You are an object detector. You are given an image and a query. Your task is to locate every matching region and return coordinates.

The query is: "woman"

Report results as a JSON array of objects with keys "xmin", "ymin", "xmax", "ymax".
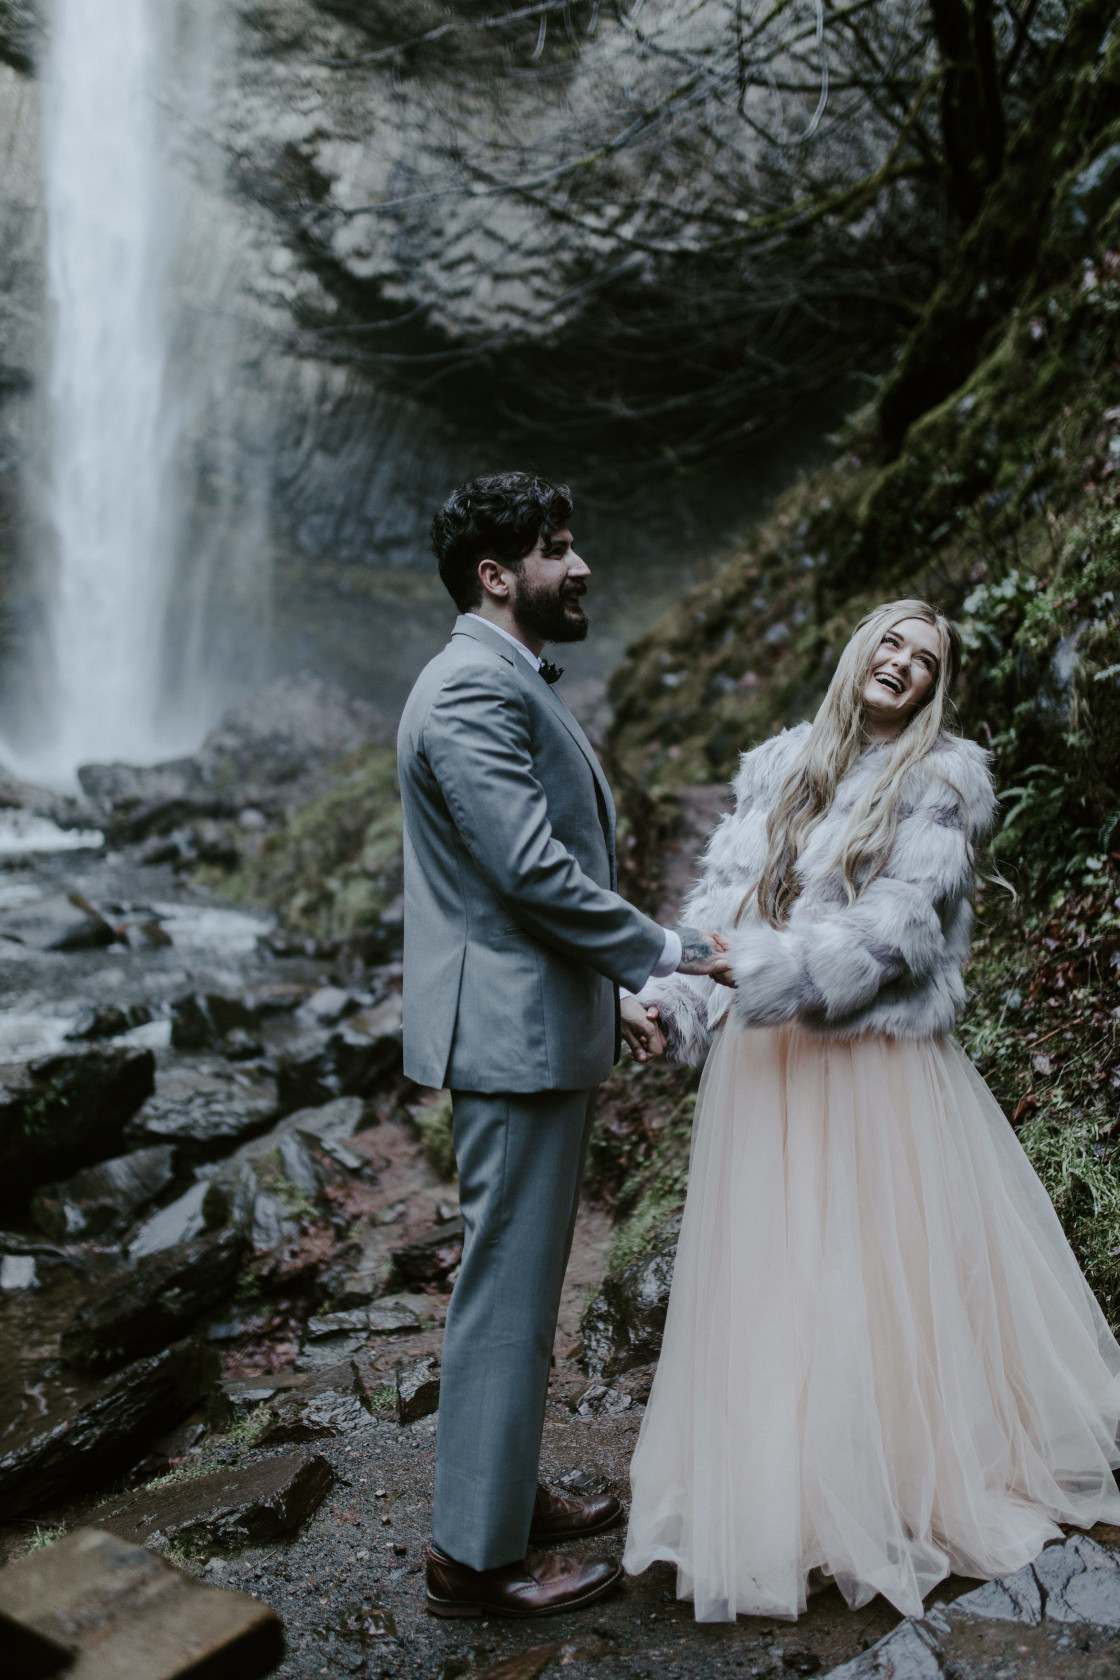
[{"xmin": 621, "ymin": 599, "xmax": 1120, "ymax": 1623}]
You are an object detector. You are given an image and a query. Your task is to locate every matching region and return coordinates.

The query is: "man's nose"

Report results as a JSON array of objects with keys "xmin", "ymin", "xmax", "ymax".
[{"xmin": 568, "ymin": 549, "xmax": 591, "ymax": 579}]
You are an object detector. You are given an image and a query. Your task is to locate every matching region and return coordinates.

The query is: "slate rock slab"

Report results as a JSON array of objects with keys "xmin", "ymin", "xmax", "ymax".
[
  {"xmin": 127, "ymin": 1178, "xmax": 228, "ymax": 1260},
  {"xmin": 0, "ymin": 1338, "xmax": 215, "ymax": 1520},
  {"xmin": 210, "ymin": 1361, "xmax": 371, "ymax": 1442},
  {"xmin": 397, "ymin": 1355, "xmax": 441, "ymax": 1424},
  {"xmin": 0, "ymin": 1045, "xmax": 156, "ymax": 1213},
  {"xmin": 61, "ymin": 1227, "xmax": 246, "ymax": 1371},
  {"xmin": 124, "ymin": 1062, "xmax": 278, "ymax": 1162},
  {"xmin": 580, "ymin": 1212, "xmax": 681, "ymax": 1378},
  {"xmin": 823, "ymin": 1536, "xmax": 1120, "ymax": 1677},
  {"xmin": 0, "ymin": 889, "xmax": 113, "ymax": 951},
  {"xmin": 88, "ymin": 1448, "xmax": 334, "ymax": 1553},
  {"xmin": 31, "ymin": 1143, "xmax": 176, "ymax": 1240},
  {"xmin": 0, "ymin": 1527, "xmax": 284, "ymax": 1680}
]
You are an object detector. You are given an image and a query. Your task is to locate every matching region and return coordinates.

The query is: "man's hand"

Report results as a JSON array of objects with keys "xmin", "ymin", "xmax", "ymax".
[
  {"xmin": 621, "ymin": 995, "xmax": 667, "ymax": 1062},
  {"xmin": 677, "ymin": 926, "xmax": 733, "ymax": 984}
]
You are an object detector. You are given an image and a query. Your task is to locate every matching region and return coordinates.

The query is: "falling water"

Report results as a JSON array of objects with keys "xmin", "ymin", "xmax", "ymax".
[{"xmin": 35, "ymin": 0, "xmax": 178, "ymax": 778}]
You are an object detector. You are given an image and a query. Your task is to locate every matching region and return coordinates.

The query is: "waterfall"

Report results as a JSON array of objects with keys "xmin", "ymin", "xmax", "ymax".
[{"xmin": 32, "ymin": 0, "xmax": 177, "ymax": 780}]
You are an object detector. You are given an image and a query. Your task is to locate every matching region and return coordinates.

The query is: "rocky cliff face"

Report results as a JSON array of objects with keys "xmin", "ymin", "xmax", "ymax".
[{"xmin": 0, "ymin": 0, "xmax": 811, "ymax": 725}]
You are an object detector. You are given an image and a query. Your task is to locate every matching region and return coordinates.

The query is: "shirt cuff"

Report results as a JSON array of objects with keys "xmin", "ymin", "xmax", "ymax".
[{"xmin": 650, "ymin": 927, "xmax": 683, "ymax": 979}]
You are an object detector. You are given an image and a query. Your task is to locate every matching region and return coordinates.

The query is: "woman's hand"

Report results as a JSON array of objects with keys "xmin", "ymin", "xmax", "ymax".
[{"xmin": 621, "ymin": 996, "xmax": 668, "ymax": 1062}]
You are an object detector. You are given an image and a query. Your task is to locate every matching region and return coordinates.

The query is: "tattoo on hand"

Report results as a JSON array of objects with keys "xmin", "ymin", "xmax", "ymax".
[{"xmin": 677, "ymin": 926, "xmax": 715, "ymax": 964}]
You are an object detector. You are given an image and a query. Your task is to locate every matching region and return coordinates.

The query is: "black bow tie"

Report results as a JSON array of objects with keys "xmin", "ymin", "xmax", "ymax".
[{"xmin": 539, "ymin": 659, "xmax": 564, "ymax": 685}]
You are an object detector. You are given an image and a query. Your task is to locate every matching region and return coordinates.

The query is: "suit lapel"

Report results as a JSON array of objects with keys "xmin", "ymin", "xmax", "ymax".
[{"xmin": 451, "ymin": 616, "xmax": 616, "ymax": 858}]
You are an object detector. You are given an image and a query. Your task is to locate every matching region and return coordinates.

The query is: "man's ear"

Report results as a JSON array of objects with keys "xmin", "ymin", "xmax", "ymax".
[{"xmin": 478, "ymin": 558, "xmax": 510, "ymax": 601}]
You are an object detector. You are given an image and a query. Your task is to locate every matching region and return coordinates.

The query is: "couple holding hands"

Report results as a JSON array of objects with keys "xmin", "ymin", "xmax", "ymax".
[{"xmin": 397, "ymin": 472, "xmax": 1120, "ymax": 1625}]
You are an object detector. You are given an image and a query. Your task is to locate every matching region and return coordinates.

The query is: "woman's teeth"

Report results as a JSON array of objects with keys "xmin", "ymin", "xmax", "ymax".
[{"xmin": 875, "ymin": 672, "xmax": 904, "ymax": 694}]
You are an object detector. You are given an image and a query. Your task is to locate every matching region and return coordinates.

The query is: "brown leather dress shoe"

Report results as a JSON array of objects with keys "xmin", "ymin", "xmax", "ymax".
[
  {"xmin": 426, "ymin": 1545, "xmax": 621, "ymax": 1618},
  {"xmin": 528, "ymin": 1482, "xmax": 623, "ymax": 1543}
]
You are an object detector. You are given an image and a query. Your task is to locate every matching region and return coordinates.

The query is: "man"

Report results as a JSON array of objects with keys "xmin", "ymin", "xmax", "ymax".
[{"xmin": 397, "ymin": 471, "xmax": 725, "ymax": 1618}]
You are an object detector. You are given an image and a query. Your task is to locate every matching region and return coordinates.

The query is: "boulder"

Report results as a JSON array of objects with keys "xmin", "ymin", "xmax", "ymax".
[
  {"xmin": 0, "ymin": 1338, "xmax": 215, "ymax": 1520},
  {"xmin": 580, "ymin": 1213, "xmax": 681, "ymax": 1378},
  {"xmin": 0, "ymin": 1253, "xmax": 37, "ymax": 1290},
  {"xmin": 124, "ymin": 1062, "xmax": 278, "ymax": 1162},
  {"xmin": 275, "ymin": 994, "xmax": 402, "ymax": 1113},
  {"xmin": 77, "ymin": 757, "xmax": 237, "ymax": 843},
  {"xmin": 170, "ymin": 991, "xmax": 260, "ymax": 1051},
  {"xmin": 213, "ymin": 1362, "xmax": 373, "ymax": 1443},
  {"xmin": 0, "ymin": 889, "xmax": 113, "ymax": 951},
  {"xmin": 390, "ymin": 1217, "xmax": 463, "ymax": 1289},
  {"xmin": 31, "ymin": 1143, "xmax": 176, "ymax": 1241},
  {"xmin": 0, "ymin": 1045, "xmax": 156, "ymax": 1213},
  {"xmin": 66, "ymin": 1001, "xmax": 154, "ymax": 1040},
  {"xmin": 0, "ymin": 1527, "xmax": 285, "ymax": 1680},
  {"xmin": 61, "ymin": 1227, "xmax": 246, "ymax": 1371},
  {"xmin": 396, "ymin": 1356, "xmax": 441, "ymax": 1425},
  {"xmin": 127, "ymin": 1179, "xmax": 228, "ymax": 1260},
  {"xmin": 86, "ymin": 1448, "xmax": 334, "ymax": 1554}
]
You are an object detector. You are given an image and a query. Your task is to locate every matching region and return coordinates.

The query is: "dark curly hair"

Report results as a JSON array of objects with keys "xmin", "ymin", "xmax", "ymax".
[{"xmin": 430, "ymin": 472, "xmax": 574, "ymax": 612}]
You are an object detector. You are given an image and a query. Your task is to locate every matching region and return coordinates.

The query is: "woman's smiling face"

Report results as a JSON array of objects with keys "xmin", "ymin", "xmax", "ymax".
[{"xmin": 861, "ymin": 617, "xmax": 942, "ymax": 737}]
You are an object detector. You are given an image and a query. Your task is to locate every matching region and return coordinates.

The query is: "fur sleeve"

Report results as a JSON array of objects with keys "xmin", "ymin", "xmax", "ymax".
[
  {"xmin": 728, "ymin": 735, "xmax": 993, "ymax": 1029},
  {"xmin": 636, "ymin": 972, "xmax": 715, "ymax": 1065}
]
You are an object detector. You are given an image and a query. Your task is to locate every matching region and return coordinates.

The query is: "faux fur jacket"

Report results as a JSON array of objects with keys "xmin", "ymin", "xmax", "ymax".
[{"xmin": 640, "ymin": 723, "xmax": 997, "ymax": 1063}]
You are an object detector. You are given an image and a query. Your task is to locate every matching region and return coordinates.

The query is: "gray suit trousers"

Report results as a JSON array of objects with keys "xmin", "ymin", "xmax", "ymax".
[{"xmin": 431, "ymin": 1087, "xmax": 596, "ymax": 1571}]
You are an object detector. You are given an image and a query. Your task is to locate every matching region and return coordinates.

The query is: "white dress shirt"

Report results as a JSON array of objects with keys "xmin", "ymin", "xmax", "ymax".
[{"xmin": 466, "ymin": 613, "xmax": 681, "ymax": 981}]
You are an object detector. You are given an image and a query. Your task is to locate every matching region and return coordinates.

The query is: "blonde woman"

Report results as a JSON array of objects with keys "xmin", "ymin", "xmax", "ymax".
[{"xmin": 621, "ymin": 600, "xmax": 1120, "ymax": 1623}]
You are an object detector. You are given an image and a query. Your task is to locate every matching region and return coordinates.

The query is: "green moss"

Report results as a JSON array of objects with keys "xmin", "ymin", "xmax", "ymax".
[
  {"xmin": 205, "ymin": 742, "xmax": 402, "ymax": 943},
  {"xmin": 413, "ymin": 1093, "xmax": 456, "ymax": 1182}
]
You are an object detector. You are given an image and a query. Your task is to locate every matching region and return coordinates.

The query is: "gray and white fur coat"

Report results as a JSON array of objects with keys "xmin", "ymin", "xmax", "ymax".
[{"xmin": 640, "ymin": 723, "xmax": 998, "ymax": 1063}]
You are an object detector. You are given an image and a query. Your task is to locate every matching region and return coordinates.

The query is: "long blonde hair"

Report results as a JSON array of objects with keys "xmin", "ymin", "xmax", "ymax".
[{"xmin": 751, "ymin": 599, "xmax": 962, "ymax": 927}]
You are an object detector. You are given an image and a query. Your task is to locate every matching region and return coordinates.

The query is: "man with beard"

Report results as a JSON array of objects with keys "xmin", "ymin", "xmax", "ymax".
[{"xmin": 397, "ymin": 472, "xmax": 725, "ymax": 1617}]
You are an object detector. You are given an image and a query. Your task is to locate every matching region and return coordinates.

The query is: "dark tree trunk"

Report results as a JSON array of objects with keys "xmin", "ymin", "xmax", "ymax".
[{"xmin": 928, "ymin": 0, "xmax": 1007, "ymax": 224}]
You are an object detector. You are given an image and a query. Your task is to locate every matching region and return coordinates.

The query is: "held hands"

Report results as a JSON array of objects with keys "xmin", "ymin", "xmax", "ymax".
[
  {"xmin": 620, "ymin": 995, "xmax": 668, "ymax": 1062},
  {"xmin": 677, "ymin": 927, "xmax": 735, "ymax": 987}
]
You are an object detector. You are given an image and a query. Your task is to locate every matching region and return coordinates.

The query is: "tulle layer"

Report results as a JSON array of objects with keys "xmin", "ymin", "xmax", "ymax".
[{"xmin": 623, "ymin": 1024, "xmax": 1120, "ymax": 1622}]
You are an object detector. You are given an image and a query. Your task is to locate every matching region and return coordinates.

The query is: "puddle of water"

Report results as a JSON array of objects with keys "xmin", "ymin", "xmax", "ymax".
[
  {"xmin": 151, "ymin": 901, "xmax": 274, "ymax": 956},
  {"xmin": 0, "ymin": 811, "xmax": 104, "ymax": 855}
]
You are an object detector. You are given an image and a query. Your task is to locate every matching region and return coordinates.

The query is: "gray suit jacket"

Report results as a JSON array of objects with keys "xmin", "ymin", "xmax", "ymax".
[{"xmin": 397, "ymin": 615, "xmax": 665, "ymax": 1092}]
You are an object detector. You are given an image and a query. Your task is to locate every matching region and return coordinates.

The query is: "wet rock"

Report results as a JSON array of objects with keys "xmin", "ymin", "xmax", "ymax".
[
  {"xmin": 78, "ymin": 757, "xmax": 237, "ymax": 843},
  {"xmin": 824, "ymin": 1613, "xmax": 946, "ymax": 1679},
  {"xmin": 580, "ymin": 1213, "xmax": 681, "ymax": 1378},
  {"xmin": 87, "ymin": 1448, "xmax": 334, "ymax": 1553},
  {"xmin": 0, "ymin": 1045, "xmax": 156, "ymax": 1213},
  {"xmin": 61, "ymin": 1227, "xmax": 246, "ymax": 1371},
  {"xmin": 306, "ymin": 1304, "xmax": 422, "ymax": 1340},
  {"xmin": 0, "ymin": 888, "xmax": 114, "ymax": 951},
  {"xmin": 250, "ymin": 1188, "xmax": 300, "ymax": 1252},
  {"xmin": 569, "ymin": 1381, "xmax": 633, "ymax": 1420},
  {"xmin": 390, "ymin": 1218, "xmax": 464, "ymax": 1289},
  {"xmin": 124, "ymin": 1061, "xmax": 278, "ymax": 1162},
  {"xmin": 127, "ymin": 1178, "xmax": 229, "ymax": 1260},
  {"xmin": 396, "ymin": 1355, "xmax": 440, "ymax": 1424},
  {"xmin": 0, "ymin": 1527, "xmax": 285, "ymax": 1680},
  {"xmin": 0, "ymin": 1253, "xmax": 36, "ymax": 1290},
  {"xmin": 0, "ymin": 1337, "xmax": 215, "ymax": 1519},
  {"xmin": 31, "ymin": 1142, "xmax": 176, "ymax": 1240},
  {"xmin": 951, "ymin": 1561, "xmax": 1043, "ymax": 1624},
  {"xmin": 209, "ymin": 1363, "xmax": 369, "ymax": 1438},
  {"xmin": 170, "ymin": 991, "xmax": 259, "ymax": 1050},
  {"xmin": 66, "ymin": 1001, "xmax": 154, "ymax": 1040},
  {"xmin": 276, "ymin": 994, "xmax": 403, "ymax": 1112}
]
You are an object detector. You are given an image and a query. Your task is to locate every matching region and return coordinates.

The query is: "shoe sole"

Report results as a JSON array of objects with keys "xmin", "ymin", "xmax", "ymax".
[
  {"xmin": 426, "ymin": 1565, "xmax": 622, "ymax": 1619},
  {"xmin": 527, "ymin": 1507, "xmax": 623, "ymax": 1544}
]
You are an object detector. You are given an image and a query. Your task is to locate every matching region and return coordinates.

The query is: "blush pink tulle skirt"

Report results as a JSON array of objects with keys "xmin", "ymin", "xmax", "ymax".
[{"xmin": 623, "ymin": 1023, "xmax": 1120, "ymax": 1622}]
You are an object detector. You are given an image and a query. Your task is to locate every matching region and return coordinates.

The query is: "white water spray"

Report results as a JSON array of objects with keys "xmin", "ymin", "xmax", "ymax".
[{"xmin": 35, "ymin": 0, "xmax": 179, "ymax": 779}]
